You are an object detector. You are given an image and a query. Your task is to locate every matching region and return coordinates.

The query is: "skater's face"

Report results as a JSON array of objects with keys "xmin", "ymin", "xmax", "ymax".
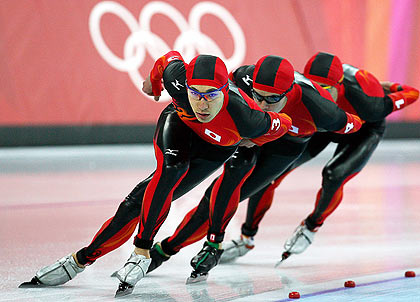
[
  {"xmin": 187, "ymin": 84, "xmax": 225, "ymax": 123},
  {"xmin": 252, "ymin": 88, "xmax": 287, "ymax": 113}
]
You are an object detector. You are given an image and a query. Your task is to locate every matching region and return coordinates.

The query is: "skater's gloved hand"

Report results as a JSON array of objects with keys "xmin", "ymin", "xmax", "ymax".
[
  {"xmin": 142, "ymin": 76, "xmax": 161, "ymax": 101},
  {"xmin": 149, "ymin": 50, "xmax": 184, "ymax": 101}
]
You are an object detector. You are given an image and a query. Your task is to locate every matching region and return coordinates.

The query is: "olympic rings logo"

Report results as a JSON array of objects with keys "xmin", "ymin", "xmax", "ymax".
[{"xmin": 89, "ymin": 1, "xmax": 246, "ymax": 101}]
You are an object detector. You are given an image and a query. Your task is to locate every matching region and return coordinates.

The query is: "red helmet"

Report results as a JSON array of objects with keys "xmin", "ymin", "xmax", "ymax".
[
  {"xmin": 253, "ymin": 55, "xmax": 295, "ymax": 95},
  {"xmin": 304, "ymin": 52, "xmax": 343, "ymax": 87},
  {"xmin": 186, "ymin": 54, "xmax": 228, "ymax": 89}
]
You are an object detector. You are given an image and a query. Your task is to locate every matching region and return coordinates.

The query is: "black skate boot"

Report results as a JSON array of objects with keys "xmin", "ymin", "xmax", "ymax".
[
  {"xmin": 147, "ymin": 242, "xmax": 170, "ymax": 273},
  {"xmin": 186, "ymin": 241, "xmax": 223, "ymax": 284}
]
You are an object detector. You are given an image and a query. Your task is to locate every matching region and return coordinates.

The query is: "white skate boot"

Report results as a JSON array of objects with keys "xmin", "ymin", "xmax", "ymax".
[
  {"xmin": 284, "ymin": 221, "xmax": 316, "ymax": 254},
  {"xmin": 19, "ymin": 254, "xmax": 85, "ymax": 287},
  {"xmin": 219, "ymin": 235, "xmax": 254, "ymax": 264},
  {"xmin": 276, "ymin": 221, "xmax": 316, "ymax": 266},
  {"xmin": 114, "ymin": 252, "xmax": 151, "ymax": 297}
]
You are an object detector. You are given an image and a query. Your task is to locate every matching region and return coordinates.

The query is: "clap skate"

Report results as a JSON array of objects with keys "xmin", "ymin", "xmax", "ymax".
[
  {"xmin": 219, "ymin": 235, "xmax": 254, "ymax": 263},
  {"xmin": 186, "ymin": 241, "xmax": 223, "ymax": 284},
  {"xmin": 276, "ymin": 221, "xmax": 316, "ymax": 267},
  {"xmin": 114, "ymin": 252, "xmax": 151, "ymax": 297},
  {"xmin": 19, "ymin": 254, "xmax": 85, "ymax": 288}
]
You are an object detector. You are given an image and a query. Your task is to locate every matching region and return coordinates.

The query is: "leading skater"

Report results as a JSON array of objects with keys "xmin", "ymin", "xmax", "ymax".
[{"xmin": 19, "ymin": 51, "xmax": 292, "ymax": 297}]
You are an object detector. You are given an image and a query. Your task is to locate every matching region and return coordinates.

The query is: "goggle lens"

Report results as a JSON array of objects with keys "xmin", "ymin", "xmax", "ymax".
[
  {"xmin": 252, "ymin": 90, "xmax": 285, "ymax": 104},
  {"xmin": 186, "ymin": 82, "xmax": 228, "ymax": 102},
  {"xmin": 251, "ymin": 82, "xmax": 294, "ymax": 104}
]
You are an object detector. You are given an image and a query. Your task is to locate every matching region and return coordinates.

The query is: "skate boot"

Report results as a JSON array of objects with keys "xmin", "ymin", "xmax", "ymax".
[
  {"xmin": 147, "ymin": 242, "xmax": 170, "ymax": 273},
  {"xmin": 276, "ymin": 221, "xmax": 316, "ymax": 266},
  {"xmin": 114, "ymin": 252, "xmax": 151, "ymax": 297},
  {"xmin": 219, "ymin": 235, "xmax": 254, "ymax": 263},
  {"xmin": 186, "ymin": 241, "xmax": 223, "ymax": 284},
  {"xmin": 19, "ymin": 254, "xmax": 85, "ymax": 288}
]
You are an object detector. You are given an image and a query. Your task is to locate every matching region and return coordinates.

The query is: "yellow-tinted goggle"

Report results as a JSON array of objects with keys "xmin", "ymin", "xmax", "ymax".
[{"xmin": 320, "ymin": 84, "xmax": 332, "ymax": 90}]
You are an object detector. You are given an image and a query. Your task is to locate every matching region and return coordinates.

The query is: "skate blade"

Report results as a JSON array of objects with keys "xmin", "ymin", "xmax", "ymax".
[
  {"xmin": 275, "ymin": 252, "xmax": 291, "ymax": 267},
  {"xmin": 115, "ymin": 282, "xmax": 134, "ymax": 298},
  {"xmin": 186, "ymin": 272, "xmax": 208, "ymax": 284},
  {"xmin": 19, "ymin": 277, "xmax": 46, "ymax": 288}
]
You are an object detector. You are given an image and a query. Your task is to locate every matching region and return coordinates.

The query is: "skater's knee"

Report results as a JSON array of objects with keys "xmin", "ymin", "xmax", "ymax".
[
  {"xmin": 119, "ymin": 196, "xmax": 142, "ymax": 218},
  {"xmin": 224, "ymin": 159, "xmax": 255, "ymax": 181},
  {"xmin": 162, "ymin": 161, "xmax": 189, "ymax": 179},
  {"xmin": 230, "ymin": 155, "xmax": 256, "ymax": 170},
  {"xmin": 226, "ymin": 147, "xmax": 257, "ymax": 170},
  {"xmin": 235, "ymin": 154, "xmax": 257, "ymax": 169},
  {"xmin": 321, "ymin": 165, "xmax": 345, "ymax": 186}
]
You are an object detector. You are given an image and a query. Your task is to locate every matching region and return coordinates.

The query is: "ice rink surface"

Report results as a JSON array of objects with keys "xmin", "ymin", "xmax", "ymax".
[{"xmin": 1, "ymin": 140, "xmax": 420, "ymax": 301}]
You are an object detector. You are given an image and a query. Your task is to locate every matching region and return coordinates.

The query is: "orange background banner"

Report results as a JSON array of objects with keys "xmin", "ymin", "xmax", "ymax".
[{"xmin": 1, "ymin": 0, "xmax": 419, "ymax": 126}]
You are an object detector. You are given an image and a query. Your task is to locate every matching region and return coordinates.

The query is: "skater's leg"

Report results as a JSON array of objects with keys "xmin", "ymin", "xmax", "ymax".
[
  {"xmin": 284, "ymin": 121, "xmax": 385, "ymax": 259},
  {"xmin": 305, "ymin": 121, "xmax": 385, "ymax": 229},
  {"xmin": 187, "ymin": 147, "xmax": 258, "ymax": 281}
]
